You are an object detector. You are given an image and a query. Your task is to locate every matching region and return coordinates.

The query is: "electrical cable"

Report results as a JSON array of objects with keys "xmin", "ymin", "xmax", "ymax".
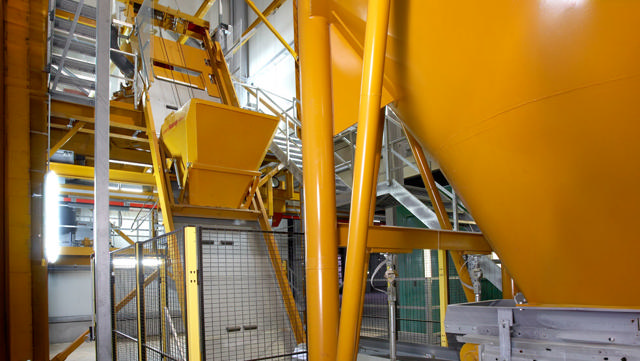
[
  {"xmin": 454, "ymin": 258, "xmax": 474, "ymax": 291},
  {"xmin": 370, "ymin": 259, "xmax": 388, "ymax": 294}
]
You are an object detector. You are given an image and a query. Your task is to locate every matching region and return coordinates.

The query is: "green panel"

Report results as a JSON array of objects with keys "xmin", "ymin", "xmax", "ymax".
[
  {"xmin": 396, "ymin": 250, "xmax": 426, "ymax": 334},
  {"xmin": 481, "ymin": 278, "xmax": 502, "ymax": 300},
  {"xmin": 395, "ymin": 206, "xmax": 428, "ymax": 334}
]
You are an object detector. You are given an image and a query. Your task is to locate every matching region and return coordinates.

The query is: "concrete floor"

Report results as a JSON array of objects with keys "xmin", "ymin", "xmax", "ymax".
[
  {"xmin": 357, "ymin": 355, "xmax": 389, "ymax": 361},
  {"xmin": 49, "ymin": 342, "xmax": 431, "ymax": 361},
  {"xmin": 50, "ymin": 341, "xmax": 96, "ymax": 361}
]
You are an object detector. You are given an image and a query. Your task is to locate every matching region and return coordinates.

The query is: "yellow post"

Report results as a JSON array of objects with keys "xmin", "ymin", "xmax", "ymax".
[
  {"xmin": 184, "ymin": 227, "xmax": 202, "ymax": 361},
  {"xmin": 437, "ymin": 249, "xmax": 449, "ymax": 347},
  {"xmin": 298, "ymin": 1, "xmax": 339, "ymax": 360},
  {"xmin": 355, "ymin": 109, "xmax": 384, "ymax": 346},
  {"xmin": 336, "ymin": 0, "xmax": 391, "ymax": 359}
]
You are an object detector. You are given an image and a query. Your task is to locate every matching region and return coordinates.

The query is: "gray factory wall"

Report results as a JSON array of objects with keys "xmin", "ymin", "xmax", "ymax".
[{"xmin": 48, "ymin": 268, "xmax": 93, "ymax": 343}]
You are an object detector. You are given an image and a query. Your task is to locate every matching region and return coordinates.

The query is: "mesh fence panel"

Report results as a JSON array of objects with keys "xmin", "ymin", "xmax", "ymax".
[
  {"xmin": 112, "ymin": 229, "xmax": 187, "ymax": 361},
  {"xmin": 199, "ymin": 227, "xmax": 306, "ymax": 361},
  {"xmin": 112, "ymin": 246, "xmax": 139, "ymax": 360},
  {"xmin": 359, "ymin": 253, "xmax": 389, "ymax": 340},
  {"xmin": 355, "ymin": 251, "xmax": 452, "ymax": 347}
]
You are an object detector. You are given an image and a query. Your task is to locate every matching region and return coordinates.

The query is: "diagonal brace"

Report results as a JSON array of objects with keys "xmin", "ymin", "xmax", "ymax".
[
  {"xmin": 49, "ymin": 121, "xmax": 85, "ymax": 157},
  {"xmin": 244, "ymin": 0, "xmax": 298, "ymax": 61}
]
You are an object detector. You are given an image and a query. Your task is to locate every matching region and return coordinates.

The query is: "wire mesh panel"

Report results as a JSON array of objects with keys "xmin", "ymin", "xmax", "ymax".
[
  {"xmin": 356, "ymin": 251, "xmax": 442, "ymax": 347},
  {"xmin": 111, "ymin": 229, "xmax": 188, "ymax": 361},
  {"xmin": 359, "ymin": 253, "xmax": 390, "ymax": 340},
  {"xmin": 395, "ymin": 250, "xmax": 436, "ymax": 345},
  {"xmin": 140, "ymin": 230, "xmax": 187, "ymax": 361},
  {"xmin": 112, "ymin": 246, "xmax": 139, "ymax": 361},
  {"xmin": 199, "ymin": 227, "xmax": 306, "ymax": 361}
]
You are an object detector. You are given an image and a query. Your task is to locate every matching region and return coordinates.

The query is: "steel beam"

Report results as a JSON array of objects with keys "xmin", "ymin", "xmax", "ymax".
[
  {"xmin": 50, "ymin": 99, "xmax": 146, "ymax": 132},
  {"xmin": 50, "ymin": 162, "xmax": 155, "ymax": 186},
  {"xmin": 336, "ymin": 224, "xmax": 491, "ymax": 253},
  {"xmin": 171, "ymin": 204, "xmax": 260, "ymax": 221},
  {"xmin": 49, "ymin": 123, "xmax": 150, "ymax": 143},
  {"xmin": 94, "ymin": 0, "xmax": 112, "ymax": 357}
]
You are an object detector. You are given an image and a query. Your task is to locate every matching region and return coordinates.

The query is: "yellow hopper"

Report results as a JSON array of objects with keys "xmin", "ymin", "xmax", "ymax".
[{"xmin": 160, "ymin": 99, "xmax": 279, "ymax": 209}]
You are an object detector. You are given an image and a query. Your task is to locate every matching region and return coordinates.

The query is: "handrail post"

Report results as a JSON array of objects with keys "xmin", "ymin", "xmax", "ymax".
[{"xmin": 286, "ymin": 107, "xmax": 291, "ymax": 162}]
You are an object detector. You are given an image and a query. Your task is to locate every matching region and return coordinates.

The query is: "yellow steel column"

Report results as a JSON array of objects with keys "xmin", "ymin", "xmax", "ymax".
[
  {"xmin": 337, "ymin": 0, "xmax": 391, "ymax": 359},
  {"xmin": 298, "ymin": 1, "xmax": 339, "ymax": 360},
  {"xmin": 354, "ymin": 109, "xmax": 384, "ymax": 348},
  {"xmin": 5, "ymin": 0, "xmax": 35, "ymax": 357}
]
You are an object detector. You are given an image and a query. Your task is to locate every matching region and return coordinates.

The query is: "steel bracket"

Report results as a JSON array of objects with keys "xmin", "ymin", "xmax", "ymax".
[{"xmin": 497, "ymin": 308, "xmax": 513, "ymax": 361}]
